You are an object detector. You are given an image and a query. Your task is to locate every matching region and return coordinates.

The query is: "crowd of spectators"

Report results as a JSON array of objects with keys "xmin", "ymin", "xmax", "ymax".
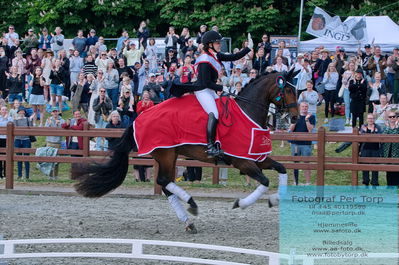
[{"xmin": 1, "ymin": 23, "xmax": 399, "ymax": 186}]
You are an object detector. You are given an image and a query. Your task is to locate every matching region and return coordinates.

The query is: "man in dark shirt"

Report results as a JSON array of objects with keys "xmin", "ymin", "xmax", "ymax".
[{"xmin": 289, "ymin": 102, "xmax": 315, "ymax": 185}]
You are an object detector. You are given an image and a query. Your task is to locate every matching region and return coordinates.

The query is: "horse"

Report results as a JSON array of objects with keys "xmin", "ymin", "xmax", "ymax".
[{"xmin": 71, "ymin": 69, "xmax": 299, "ymax": 234}]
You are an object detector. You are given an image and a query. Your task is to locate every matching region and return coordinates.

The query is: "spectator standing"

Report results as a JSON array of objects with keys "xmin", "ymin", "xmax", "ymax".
[
  {"xmin": 21, "ymin": 29, "xmax": 38, "ymax": 54},
  {"xmin": 367, "ymin": 46, "xmax": 387, "ymax": 81},
  {"xmin": 4, "ymin": 25, "xmax": 19, "ymax": 58},
  {"xmin": 117, "ymin": 88, "xmax": 135, "ymax": 127},
  {"xmin": 14, "ymin": 107, "xmax": 32, "ymax": 180},
  {"xmin": 137, "ymin": 21, "xmax": 150, "ymax": 49},
  {"xmin": 104, "ymin": 61, "xmax": 119, "ymax": 109},
  {"xmin": 11, "ymin": 49, "xmax": 27, "ymax": 100},
  {"xmin": 88, "ymin": 70, "xmax": 105, "ymax": 125},
  {"xmin": 83, "ymin": 54, "xmax": 98, "ymax": 77},
  {"xmin": 391, "ymin": 52, "xmax": 399, "ymax": 104},
  {"xmin": 360, "ymin": 113, "xmax": 381, "ymax": 187},
  {"xmin": 162, "ymin": 48, "xmax": 178, "ymax": 71},
  {"xmin": 62, "ymin": 110, "xmax": 87, "ymax": 153},
  {"xmin": 45, "ymin": 107, "xmax": 65, "ymax": 179},
  {"xmin": 49, "ymin": 59, "xmax": 66, "ymax": 113},
  {"xmin": 161, "ymin": 66, "xmax": 180, "ymax": 99},
  {"xmin": 71, "ymin": 73, "xmax": 87, "ymax": 113},
  {"xmin": 257, "ymin": 34, "xmax": 272, "ymax": 63},
  {"xmin": 38, "ymin": 28, "xmax": 52, "ymax": 51},
  {"xmin": 272, "ymin": 49, "xmax": 289, "ymax": 66},
  {"xmin": 298, "ymin": 80, "xmax": 318, "ymax": 117},
  {"xmin": 137, "ymin": 60, "xmax": 151, "ymax": 96},
  {"xmin": 0, "ymin": 106, "xmax": 12, "ymax": 178},
  {"xmin": 72, "ymin": 30, "xmax": 87, "ymax": 57},
  {"xmin": 58, "ymin": 49, "xmax": 71, "ymax": 99},
  {"xmin": 116, "ymin": 30, "xmax": 129, "ymax": 55},
  {"xmin": 295, "ymin": 59, "xmax": 312, "ymax": 96},
  {"xmin": 382, "ymin": 110, "xmax": 399, "ymax": 187},
  {"xmin": 95, "ymin": 36, "xmax": 107, "ymax": 54},
  {"xmin": 145, "ymin": 38, "xmax": 158, "ymax": 70},
  {"xmin": 0, "ymin": 47, "xmax": 8, "ymax": 98},
  {"xmin": 196, "ymin": 25, "xmax": 207, "ymax": 45},
  {"xmin": 50, "ymin": 27, "xmax": 64, "ymax": 58},
  {"xmin": 40, "ymin": 50, "xmax": 54, "ymax": 102},
  {"xmin": 272, "ymin": 56, "xmax": 288, "ymax": 72},
  {"xmin": 95, "ymin": 51, "xmax": 111, "ymax": 73},
  {"xmin": 373, "ymin": 94, "xmax": 390, "ymax": 130},
  {"xmin": 26, "ymin": 48, "xmax": 42, "ymax": 76},
  {"xmin": 69, "ymin": 50, "xmax": 84, "ymax": 90},
  {"xmin": 123, "ymin": 40, "xmax": 144, "ymax": 67},
  {"xmin": 143, "ymin": 73, "xmax": 163, "ymax": 104},
  {"xmin": 367, "ymin": 72, "xmax": 386, "ymax": 113},
  {"xmin": 93, "ymin": 88, "xmax": 113, "ymax": 150},
  {"xmin": 105, "ymin": 110, "xmax": 126, "ymax": 150},
  {"xmin": 117, "ymin": 58, "xmax": 134, "ymax": 81},
  {"xmin": 86, "ymin": 29, "xmax": 99, "ymax": 52},
  {"xmin": 321, "ymin": 63, "xmax": 338, "ymax": 123},
  {"xmin": 29, "ymin": 67, "xmax": 46, "ymax": 126},
  {"xmin": 178, "ymin": 55, "xmax": 194, "ymax": 84},
  {"xmin": 349, "ymin": 70, "xmax": 368, "ymax": 128},
  {"xmin": 164, "ymin": 26, "xmax": 179, "ymax": 58},
  {"xmin": 178, "ymin": 28, "xmax": 191, "ymax": 59},
  {"xmin": 6, "ymin": 66, "xmax": 23, "ymax": 103},
  {"xmin": 314, "ymin": 49, "xmax": 332, "ymax": 102},
  {"xmin": 340, "ymin": 61, "xmax": 356, "ymax": 125},
  {"xmin": 288, "ymin": 102, "xmax": 315, "ymax": 185},
  {"xmin": 229, "ymin": 65, "xmax": 246, "ymax": 87}
]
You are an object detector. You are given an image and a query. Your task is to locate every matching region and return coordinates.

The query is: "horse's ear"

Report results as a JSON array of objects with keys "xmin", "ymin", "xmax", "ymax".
[{"xmin": 285, "ymin": 68, "xmax": 295, "ymax": 81}]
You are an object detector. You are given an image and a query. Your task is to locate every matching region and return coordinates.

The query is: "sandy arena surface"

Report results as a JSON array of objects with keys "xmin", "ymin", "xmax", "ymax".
[{"xmin": 0, "ymin": 194, "xmax": 279, "ymax": 265}]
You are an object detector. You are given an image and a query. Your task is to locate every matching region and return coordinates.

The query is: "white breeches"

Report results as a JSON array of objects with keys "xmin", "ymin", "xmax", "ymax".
[{"xmin": 194, "ymin": 88, "xmax": 219, "ymax": 119}]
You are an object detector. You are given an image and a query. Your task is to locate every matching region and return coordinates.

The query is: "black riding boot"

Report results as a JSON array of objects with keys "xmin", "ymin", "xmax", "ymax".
[{"xmin": 206, "ymin": 113, "xmax": 223, "ymax": 158}]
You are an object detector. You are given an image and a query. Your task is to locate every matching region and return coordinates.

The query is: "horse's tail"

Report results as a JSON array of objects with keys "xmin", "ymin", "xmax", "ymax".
[{"xmin": 71, "ymin": 125, "xmax": 136, "ymax": 198}]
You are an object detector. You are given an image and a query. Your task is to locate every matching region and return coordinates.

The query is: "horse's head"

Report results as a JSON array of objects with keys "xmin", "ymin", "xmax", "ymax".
[{"xmin": 270, "ymin": 69, "xmax": 299, "ymax": 123}]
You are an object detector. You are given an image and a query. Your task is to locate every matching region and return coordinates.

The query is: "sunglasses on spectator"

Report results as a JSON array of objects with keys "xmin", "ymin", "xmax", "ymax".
[
  {"xmin": 250, "ymin": 71, "xmax": 256, "ymax": 74},
  {"xmin": 125, "ymin": 91, "xmax": 130, "ymax": 94},
  {"xmin": 389, "ymin": 116, "xmax": 397, "ymax": 118},
  {"xmin": 102, "ymin": 54, "xmax": 107, "ymax": 56},
  {"xmin": 9, "ymin": 27, "xmax": 14, "ymax": 29},
  {"xmin": 100, "ymin": 90, "xmax": 106, "ymax": 93}
]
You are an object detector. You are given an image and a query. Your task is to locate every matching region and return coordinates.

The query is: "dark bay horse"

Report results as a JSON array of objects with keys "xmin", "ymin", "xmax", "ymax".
[{"xmin": 71, "ymin": 69, "xmax": 299, "ymax": 233}]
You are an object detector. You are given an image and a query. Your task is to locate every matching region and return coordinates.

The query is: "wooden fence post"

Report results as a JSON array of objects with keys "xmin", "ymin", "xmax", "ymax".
[
  {"xmin": 83, "ymin": 122, "xmax": 90, "ymax": 157},
  {"xmin": 5, "ymin": 122, "xmax": 15, "ymax": 189},
  {"xmin": 212, "ymin": 167, "xmax": 220, "ymax": 185},
  {"xmin": 316, "ymin": 127, "xmax": 325, "ymax": 186},
  {"xmin": 351, "ymin": 128, "xmax": 359, "ymax": 186}
]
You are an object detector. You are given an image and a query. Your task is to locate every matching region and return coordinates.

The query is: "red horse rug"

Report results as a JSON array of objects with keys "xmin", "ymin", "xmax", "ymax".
[{"xmin": 133, "ymin": 95, "xmax": 272, "ymax": 162}]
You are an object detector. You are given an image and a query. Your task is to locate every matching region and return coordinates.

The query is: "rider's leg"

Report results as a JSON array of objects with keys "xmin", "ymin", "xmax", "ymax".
[{"xmin": 194, "ymin": 89, "xmax": 223, "ymax": 157}]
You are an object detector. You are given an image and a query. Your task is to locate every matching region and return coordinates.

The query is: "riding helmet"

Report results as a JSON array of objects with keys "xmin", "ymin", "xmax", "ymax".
[{"xmin": 201, "ymin": 30, "xmax": 222, "ymax": 44}]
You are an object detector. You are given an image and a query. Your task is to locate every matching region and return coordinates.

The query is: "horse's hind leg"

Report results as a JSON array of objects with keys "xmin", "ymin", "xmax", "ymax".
[
  {"xmin": 231, "ymin": 159, "xmax": 269, "ymax": 210},
  {"xmin": 153, "ymin": 149, "xmax": 199, "ymax": 216},
  {"xmin": 162, "ymin": 187, "xmax": 197, "ymax": 234}
]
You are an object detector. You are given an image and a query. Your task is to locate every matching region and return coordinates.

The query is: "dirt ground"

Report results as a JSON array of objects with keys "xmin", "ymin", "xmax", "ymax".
[{"xmin": 0, "ymin": 194, "xmax": 279, "ymax": 265}]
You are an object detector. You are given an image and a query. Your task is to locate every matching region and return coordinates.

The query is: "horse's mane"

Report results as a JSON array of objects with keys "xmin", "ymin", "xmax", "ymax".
[{"xmin": 237, "ymin": 71, "xmax": 278, "ymax": 96}]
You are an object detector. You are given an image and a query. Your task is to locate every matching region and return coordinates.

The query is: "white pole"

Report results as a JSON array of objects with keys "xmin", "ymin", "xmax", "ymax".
[{"xmin": 298, "ymin": 0, "xmax": 304, "ymax": 52}]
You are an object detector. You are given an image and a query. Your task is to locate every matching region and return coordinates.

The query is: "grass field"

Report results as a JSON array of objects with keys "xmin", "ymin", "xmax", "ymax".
[{"xmin": 0, "ymin": 103, "xmax": 388, "ymax": 191}]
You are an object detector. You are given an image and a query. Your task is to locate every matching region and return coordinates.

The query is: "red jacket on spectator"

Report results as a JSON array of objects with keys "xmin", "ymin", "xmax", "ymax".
[
  {"xmin": 136, "ymin": 100, "xmax": 154, "ymax": 115},
  {"xmin": 61, "ymin": 118, "xmax": 87, "ymax": 150}
]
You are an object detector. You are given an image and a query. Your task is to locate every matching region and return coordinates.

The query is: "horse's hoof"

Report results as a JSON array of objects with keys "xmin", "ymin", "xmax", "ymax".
[
  {"xmin": 185, "ymin": 223, "xmax": 198, "ymax": 234},
  {"xmin": 187, "ymin": 206, "xmax": 198, "ymax": 216},
  {"xmin": 268, "ymin": 193, "xmax": 279, "ymax": 208},
  {"xmin": 232, "ymin": 199, "xmax": 240, "ymax": 209}
]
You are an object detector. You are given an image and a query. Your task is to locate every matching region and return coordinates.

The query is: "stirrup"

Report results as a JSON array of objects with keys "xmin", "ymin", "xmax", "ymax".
[{"xmin": 206, "ymin": 145, "xmax": 224, "ymax": 158}]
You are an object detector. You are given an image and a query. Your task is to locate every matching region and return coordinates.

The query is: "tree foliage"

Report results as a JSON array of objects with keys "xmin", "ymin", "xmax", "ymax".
[{"xmin": 0, "ymin": 0, "xmax": 398, "ymax": 46}]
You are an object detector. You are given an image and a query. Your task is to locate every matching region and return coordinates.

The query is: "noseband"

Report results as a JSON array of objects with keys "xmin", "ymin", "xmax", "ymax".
[{"xmin": 274, "ymin": 75, "xmax": 297, "ymax": 112}]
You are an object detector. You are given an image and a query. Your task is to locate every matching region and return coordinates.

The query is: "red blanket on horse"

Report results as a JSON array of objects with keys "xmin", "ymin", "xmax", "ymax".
[{"xmin": 133, "ymin": 95, "xmax": 272, "ymax": 161}]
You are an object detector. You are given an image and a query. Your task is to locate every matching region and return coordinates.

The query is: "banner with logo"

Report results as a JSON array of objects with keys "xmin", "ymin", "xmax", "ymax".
[{"xmin": 306, "ymin": 7, "xmax": 368, "ymax": 43}]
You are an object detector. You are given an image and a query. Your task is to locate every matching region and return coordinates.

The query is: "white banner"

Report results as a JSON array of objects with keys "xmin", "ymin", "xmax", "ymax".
[{"xmin": 306, "ymin": 7, "xmax": 368, "ymax": 43}]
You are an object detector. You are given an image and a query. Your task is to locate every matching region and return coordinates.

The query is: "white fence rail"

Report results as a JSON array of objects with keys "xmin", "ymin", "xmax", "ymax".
[{"xmin": 0, "ymin": 238, "xmax": 283, "ymax": 265}]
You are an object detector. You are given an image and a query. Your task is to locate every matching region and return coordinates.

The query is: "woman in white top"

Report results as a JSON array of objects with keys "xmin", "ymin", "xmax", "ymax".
[
  {"xmin": 88, "ymin": 70, "xmax": 106, "ymax": 125},
  {"xmin": 272, "ymin": 56, "xmax": 288, "ymax": 72},
  {"xmin": 373, "ymin": 94, "xmax": 390, "ymax": 130},
  {"xmin": 41, "ymin": 50, "xmax": 54, "ymax": 102},
  {"xmin": 145, "ymin": 38, "xmax": 158, "ymax": 70},
  {"xmin": 339, "ymin": 61, "xmax": 356, "ymax": 125},
  {"xmin": 298, "ymin": 80, "xmax": 318, "ymax": 117},
  {"xmin": 321, "ymin": 63, "xmax": 339, "ymax": 122},
  {"xmin": 368, "ymin": 72, "xmax": 386, "ymax": 113}
]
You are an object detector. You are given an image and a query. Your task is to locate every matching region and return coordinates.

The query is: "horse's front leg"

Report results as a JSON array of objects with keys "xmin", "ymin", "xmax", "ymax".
[
  {"xmin": 256, "ymin": 157, "xmax": 289, "ymax": 207},
  {"xmin": 231, "ymin": 159, "xmax": 270, "ymax": 210}
]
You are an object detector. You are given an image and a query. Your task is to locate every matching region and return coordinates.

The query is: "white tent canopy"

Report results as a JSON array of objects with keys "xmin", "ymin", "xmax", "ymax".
[{"xmin": 299, "ymin": 16, "xmax": 399, "ymax": 52}]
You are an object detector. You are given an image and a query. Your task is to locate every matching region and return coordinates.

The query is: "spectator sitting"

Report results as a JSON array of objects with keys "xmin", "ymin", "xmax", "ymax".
[
  {"xmin": 93, "ymin": 88, "xmax": 113, "ymax": 150},
  {"xmin": 272, "ymin": 48, "xmax": 289, "ymax": 66},
  {"xmin": 178, "ymin": 55, "xmax": 195, "ymax": 84},
  {"xmin": 288, "ymin": 102, "xmax": 315, "ymax": 185},
  {"xmin": 229, "ymin": 65, "xmax": 247, "ymax": 87},
  {"xmin": 117, "ymin": 58, "xmax": 134, "ymax": 81},
  {"xmin": 243, "ymin": 69, "xmax": 257, "ymax": 86},
  {"xmin": 117, "ymin": 88, "xmax": 135, "ymax": 127},
  {"xmin": 9, "ymin": 99, "xmax": 21, "ymax": 119},
  {"xmin": 45, "ymin": 107, "xmax": 65, "ymax": 180},
  {"xmin": 136, "ymin": 90, "xmax": 154, "ymax": 115},
  {"xmin": 105, "ymin": 110, "xmax": 126, "ymax": 150},
  {"xmin": 95, "ymin": 36, "xmax": 107, "ymax": 54},
  {"xmin": 95, "ymin": 51, "xmax": 111, "ymax": 73},
  {"xmin": 373, "ymin": 94, "xmax": 390, "ymax": 130},
  {"xmin": 143, "ymin": 73, "xmax": 163, "ymax": 104},
  {"xmin": 83, "ymin": 55, "xmax": 98, "ymax": 77},
  {"xmin": 14, "ymin": 107, "xmax": 33, "ymax": 180},
  {"xmin": 163, "ymin": 48, "xmax": 178, "ymax": 71},
  {"xmin": 359, "ymin": 113, "xmax": 381, "ymax": 187},
  {"xmin": 119, "ymin": 75, "xmax": 133, "ymax": 96}
]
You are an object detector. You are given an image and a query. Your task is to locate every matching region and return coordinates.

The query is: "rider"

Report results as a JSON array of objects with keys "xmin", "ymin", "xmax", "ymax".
[{"xmin": 194, "ymin": 30, "xmax": 252, "ymax": 157}]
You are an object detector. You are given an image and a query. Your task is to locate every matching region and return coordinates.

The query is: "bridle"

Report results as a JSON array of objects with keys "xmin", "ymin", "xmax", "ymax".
[{"xmin": 230, "ymin": 74, "xmax": 297, "ymax": 113}]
